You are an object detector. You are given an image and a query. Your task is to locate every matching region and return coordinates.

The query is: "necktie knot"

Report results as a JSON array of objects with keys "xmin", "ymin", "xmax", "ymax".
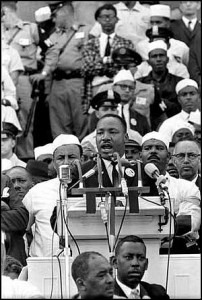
[
  {"xmin": 130, "ymin": 288, "xmax": 140, "ymax": 299},
  {"xmin": 188, "ymin": 20, "xmax": 192, "ymax": 31}
]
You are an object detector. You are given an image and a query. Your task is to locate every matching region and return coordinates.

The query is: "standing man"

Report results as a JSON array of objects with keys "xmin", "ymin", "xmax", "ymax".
[
  {"xmin": 112, "ymin": 235, "xmax": 169, "ymax": 299},
  {"xmin": 31, "ymin": 2, "xmax": 90, "ymax": 141},
  {"xmin": 1, "ymin": 1, "xmax": 39, "ymax": 160},
  {"xmin": 81, "ymin": 4, "xmax": 134, "ymax": 113},
  {"xmin": 22, "ymin": 134, "xmax": 83, "ymax": 257}
]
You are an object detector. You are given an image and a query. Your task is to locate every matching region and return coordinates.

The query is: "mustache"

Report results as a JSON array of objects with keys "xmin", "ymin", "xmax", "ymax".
[{"xmin": 148, "ymin": 155, "xmax": 160, "ymax": 160}]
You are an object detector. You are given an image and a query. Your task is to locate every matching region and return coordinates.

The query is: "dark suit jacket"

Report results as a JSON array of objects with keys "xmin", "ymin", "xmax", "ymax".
[
  {"xmin": 114, "ymin": 279, "xmax": 169, "ymax": 299},
  {"xmin": 170, "ymin": 19, "xmax": 201, "ymax": 48}
]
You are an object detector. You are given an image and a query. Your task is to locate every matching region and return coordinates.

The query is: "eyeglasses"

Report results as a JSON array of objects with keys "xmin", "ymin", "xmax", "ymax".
[
  {"xmin": 116, "ymin": 84, "xmax": 135, "ymax": 91},
  {"xmin": 98, "ymin": 15, "xmax": 116, "ymax": 21},
  {"xmin": 172, "ymin": 152, "xmax": 200, "ymax": 161}
]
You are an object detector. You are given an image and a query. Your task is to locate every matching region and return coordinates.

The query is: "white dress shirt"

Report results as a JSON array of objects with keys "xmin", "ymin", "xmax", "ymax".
[
  {"xmin": 116, "ymin": 276, "xmax": 140, "ymax": 298},
  {"xmin": 182, "ymin": 16, "xmax": 197, "ymax": 31},
  {"xmin": 99, "ymin": 32, "xmax": 115, "ymax": 58}
]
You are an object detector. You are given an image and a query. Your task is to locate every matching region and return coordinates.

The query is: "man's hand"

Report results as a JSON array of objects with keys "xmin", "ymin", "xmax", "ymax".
[{"xmin": 29, "ymin": 73, "xmax": 46, "ymax": 84}]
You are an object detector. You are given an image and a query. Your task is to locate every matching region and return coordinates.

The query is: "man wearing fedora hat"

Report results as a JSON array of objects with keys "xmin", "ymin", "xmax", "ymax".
[{"xmin": 22, "ymin": 134, "xmax": 83, "ymax": 257}]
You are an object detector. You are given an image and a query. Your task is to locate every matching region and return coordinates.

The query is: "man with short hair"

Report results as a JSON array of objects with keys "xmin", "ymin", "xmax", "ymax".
[
  {"xmin": 22, "ymin": 134, "xmax": 83, "ymax": 257},
  {"xmin": 112, "ymin": 235, "xmax": 169, "ymax": 299},
  {"xmin": 71, "ymin": 251, "xmax": 116, "ymax": 299},
  {"xmin": 158, "ymin": 78, "xmax": 201, "ymax": 143}
]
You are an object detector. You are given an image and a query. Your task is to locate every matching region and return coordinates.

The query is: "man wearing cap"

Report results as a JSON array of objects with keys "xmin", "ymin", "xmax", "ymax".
[
  {"xmin": 113, "ymin": 69, "xmax": 150, "ymax": 136},
  {"xmin": 1, "ymin": 1, "xmax": 40, "ymax": 160},
  {"xmin": 30, "ymin": 2, "xmax": 91, "ymax": 142},
  {"xmin": 34, "ymin": 143, "xmax": 57, "ymax": 179},
  {"xmin": 125, "ymin": 139, "xmax": 141, "ymax": 161},
  {"xmin": 22, "ymin": 134, "xmax": 83, "ymax": 257},
  {"xmin": 81, "ymin": 89, "xmax": 121, "ymax": 154},
  {"xmin": 1, "ymin": 122, "xmax": 26, "ymax": 169},
  {"xmin": 138, "ymin": 40, "xmax": 183, "ymax": 130},
  {"xmin": 81, "ymin": 4, "xmax": 134, "ymax": 113},
  {"xmin": 136, "ymin": 4, "xmax": 189, "ymax": 66},
  {"xmin": 135, "ymin": 27, "xmax": 190, "ymax": 79},
  {"xmin": 158, "ymin": 79, "xmax": 201, "ymax": 143},
  {"xmin": 140, "ymin": 131, "xmax": 201, "ymax": 253},
  {"xmin": 171, "ymin": 122, "xmax": 195, "ymax": 145}
]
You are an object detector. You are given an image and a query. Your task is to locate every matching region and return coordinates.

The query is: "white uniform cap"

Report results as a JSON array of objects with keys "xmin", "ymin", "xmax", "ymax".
[
  {"xmin": 113, "ymin": 70, "xmax": 134, "ymax": 85},
  {"xmin": 150, "ymin": 4, "xmax": 171, "ymax": 19},
  {"xmin": 92, "ymin": 75, "xmax": 112, "ymax": 87},
  {"xmin": 188, "ymin": 109, "xmax": 201, "ymax": 125},
  {"xmin": 96, "ymin": 83, "xmax": 113, "ymax": 95},
  {"xmin": 148, "ymin": 40, "xmax": 167, "ymax": 53},
  {"xmin": 2, "ymin": 159, "xmax": 12, "ymax": 172},
  {"xmin": 35, "ymin": 6, "xmax": 51, "ymax": 23},
  {"xmin": 141, "ymin": 131, "xmax": 169, "ymax": 149},
  {"xmin": 175, "ymin": 79, "xmax": 198, "ymax": 94},
  {"xmin": 34, "ymin": 143, "xmax": 53, "ymax": 159},
  {"xmin": 52, "ymin": 134, "xmax": 82, "ymax": 153},
  {"xmin": 127, "ymin": 129, "xmax": 142, "ymax": 146},
  {"xmin": 171, "ymin": 121, "xmax": 195, "ymax": 138}
]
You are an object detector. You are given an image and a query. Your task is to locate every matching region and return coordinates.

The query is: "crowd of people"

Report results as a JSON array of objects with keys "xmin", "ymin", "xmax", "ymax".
[{"xmin": 1, "ymin": 1, "xmax": 201, "ymax": 298}]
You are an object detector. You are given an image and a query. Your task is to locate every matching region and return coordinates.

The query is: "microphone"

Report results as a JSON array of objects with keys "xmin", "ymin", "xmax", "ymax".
[
  {"xmin": 74, "ymin": 159, "xmax": 83, "ymax": 188},
  {"xmin": 137, "ymin": 160, "xmax": 142, "ymax": 188},
  {"xmin": 59, "ymin": 165, "xmax": 72, "ymax": 188},
  {"xmin": 144, "ymin": 163, "xmax": 168, "ymax": 205},
  {"xmin": 68, "ymin": 165, "xmax": 98, "ymax": 191},
  {"xmin": 110, "ymin": 153, "xmax": 136, "ymax": 167},
  {"xmin": 97, "ymin": 154, "xmax": 103, "ymax": 188},
  {"xmin": 114, "ymin": 152, "xmax": 128, "ymax": 197}
]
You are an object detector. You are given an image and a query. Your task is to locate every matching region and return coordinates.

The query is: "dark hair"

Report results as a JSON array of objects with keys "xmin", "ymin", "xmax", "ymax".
[
  {"xmin": 95, "ymin": 4, "xmax": 117, "ymax": 20},
  {"xmin": 115, "ymin": 235, "xmax": 146, "ymax": 256},
  {"xmin": 71, "ymin": 251, "xmax": 105, "ymax": 282},
  {"xmin": 97, "ymin": 114, "xmax": 127, "ymax": 133},
  {"xmin": 3, "ymin": 255, "xmax": 23, "ymax": 277}
]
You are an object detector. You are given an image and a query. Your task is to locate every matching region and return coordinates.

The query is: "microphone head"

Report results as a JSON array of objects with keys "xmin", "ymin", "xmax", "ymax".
[{"xmin": 144, "ymin": 163, "xmax": 159, "ymax": 179}]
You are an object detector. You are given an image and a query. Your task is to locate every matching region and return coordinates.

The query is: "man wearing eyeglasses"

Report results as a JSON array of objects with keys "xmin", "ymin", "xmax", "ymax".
[{"xmin": 172, "ymin": 139, "xmax": 201, "ymax": 252}]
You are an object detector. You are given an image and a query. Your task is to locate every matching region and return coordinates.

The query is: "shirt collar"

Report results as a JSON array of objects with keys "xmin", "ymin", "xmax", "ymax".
[
  {"xmin": 182, "ymin": 16, "xmax": 197, "ymax": 27},
  {"xmin": 181, "ymin": 110, "xmax": 190, "ymax": 120},
  {"xmin": 101, "ymin": 32, "xmax": 115, "ymax": 39},
  {"xmin": 116, "ymin": 276, "xmax": 140, "ymax": 298}
]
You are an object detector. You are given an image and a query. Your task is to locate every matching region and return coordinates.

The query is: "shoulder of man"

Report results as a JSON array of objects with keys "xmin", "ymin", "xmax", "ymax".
[{"xmin": 141, "ymin": 281, "xmax": 169, "ymax": 299}]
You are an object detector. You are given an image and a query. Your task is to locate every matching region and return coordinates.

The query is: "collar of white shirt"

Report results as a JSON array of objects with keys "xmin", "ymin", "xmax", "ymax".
[
  {"xmin": 182, "ymin": 16, "xmax": 197, "ymax": 30},
  {"xmin": 116, "ymin": 276, "xmax": 140, "ymax": 298},
  {"xmin": 102, "ymin": 156, "xmax": 125, "ymax": 183},
  {"xmin": 100, "ymin": 32, "xmax": 115, "ymax": 57},
  {"xmin": 181, "ymin": 110, "xmax": 190, "ymax": 121}
]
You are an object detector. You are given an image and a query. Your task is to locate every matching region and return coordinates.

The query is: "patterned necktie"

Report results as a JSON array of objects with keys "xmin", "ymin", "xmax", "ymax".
[
  {"xmin": 111, "ymin": 161, "xmax": 119, "ymax": 187},
  {"xmin": 129, "ymin": 288, "xmax": 141, "ymax": 299},
  {"xmin": 105, "ymin": 35, "xmax": 111, "ymax": 56},
  {"xmin": 188, "ymin": 20, "xmax": 192, "ymax": 32}
]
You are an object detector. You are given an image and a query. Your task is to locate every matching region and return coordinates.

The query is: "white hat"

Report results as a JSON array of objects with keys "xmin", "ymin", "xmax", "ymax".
[
  {"xmin": 96, "ymin": 83, "xmax": 113, "ymax": 95},
  {"xmin": 113, "ymin": 70, "xmax": 134, "ymax": 85},
  {"xmin": 127, "ymin": 129, "xmax": 142, "ymax": 146},
  {"xmin": 34, "ymin": 143, "xmax": 53, "ymax": 160},
  {"xmin": 148, "ymin": 40, "xmax": 167, "ymax": 53},
  {"xmin": 175, "ymin": 79, "xmax": 198, "ymax": 95},
  {"xmin": 171, "ymin": 121, "xmax": 195, "ymax": 138},
  {"xmin": 92, "ymin": 75, "xmax": 112, "ymax": 87},
  {"xmin": 35, "ymin": 6, "xmax": 51, "ymax": 23},
  {"xmin": 52, "ymin": 134, "xmax": 82, "ymax": 153},
  {"xmin": 2, "ymin": 159, "xmax": 12, "ymax": 172},
  {"xmin": 150, "ymin": 4, "xmax": 171, "ymax": 19},
  {"xmin": 188, "ymin": 109, "xmax": 201, "ymax": 125},
  {"xmin": 141, "ymin": 131, "xmax": 170, "ymax": 149}
]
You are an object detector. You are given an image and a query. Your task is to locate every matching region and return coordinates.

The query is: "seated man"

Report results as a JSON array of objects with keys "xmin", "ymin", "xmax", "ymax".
[
  {"xmin": 71, "ymin": 251, "xmax": 115, "ymax": 299},
  {"xmin": 112, "ymin": 235, "xmax": 169, "ymax": 299}
]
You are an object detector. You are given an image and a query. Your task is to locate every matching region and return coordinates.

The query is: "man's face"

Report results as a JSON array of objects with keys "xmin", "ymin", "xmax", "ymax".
[
  {"xmin": 6, "ymin": 168, "xmax": 33, "ymax": 200},
  {"xmin": 113, "ymin": 241, "xmax": 148, "ymax": 288},
  {"xmin": 1, "ymin": 134, "xmax": 15, "ymax": 158},
  {"xmin": 37, "ymin": 154, "xmax": 57, "ymax": 179},
  {"xmin": 180, "ymin": 1, "xmax": 200, "ymax": 17},
  {"xmin": 125, "ymin": 145, "xmax": 141, "ymax": 161},
  {"xmin": 96, "ymin": 102, "xmax": 118, "ymax": 119},
  {"xmin": 173, "ymin": 140, "xmax": 200, "ymax": 180},
  {"xmin": 140, "ymin": 139, "xmax": 169, "ymax": 174},
  {"xmin": 150, "ymin": 16, "xmax": 170, "ymax": 28},
  {"xmin": 113, "ymin": 80, "xmax": 135, "ymax": 104},
  {"xmin": 96, "ymin": 116, "xmax": 127, "ymax": 159},
  {"xmin": 82, "ymin": 255, "xmax": 114, "ymax": 299},
  {"xmin": 53, "ymin": 144, "xmax": 81, "ymax": 176},
  {"xmin": 148, "ymin": 49, "xmax": 168, "ymax": 73},
  {"xmin": 177, "ymin": 86, "xmax": 199, "ymax": 114},
  {"xmin": 97, "ymin": 9, "xmax": 118, "ymax": 34},
  {"xmin": 172, "ymin": 128, "xmax": 194, "ymax": 144}
]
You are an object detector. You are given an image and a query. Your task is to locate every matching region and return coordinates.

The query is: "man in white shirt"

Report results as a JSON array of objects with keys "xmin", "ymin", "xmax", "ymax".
[
  {"xmin": 136, "ymin": 4, "xmax": 190, "ymax": 66},
  {"xmin": 158, "ymin": 78, "xmax": 201, "ymax": 143},
  {"xmin": 22, "ymin": 134, "xmax": 83, "ymax": 257}
]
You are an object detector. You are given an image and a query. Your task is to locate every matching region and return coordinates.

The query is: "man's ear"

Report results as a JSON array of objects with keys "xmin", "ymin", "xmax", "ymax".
[
  {"xmin": 76, "ymin": 277, "xmax": 86, "ymax": 291},
  {"xmin": 111, "ymin": 255, "xmax": 118, "ymax": 269}
]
